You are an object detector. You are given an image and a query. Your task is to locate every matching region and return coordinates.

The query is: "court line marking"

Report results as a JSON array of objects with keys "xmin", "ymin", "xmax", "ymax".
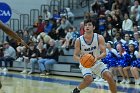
[{"xmin": 0, "ymin": 72, "xmax": 140, "ymax": 93}]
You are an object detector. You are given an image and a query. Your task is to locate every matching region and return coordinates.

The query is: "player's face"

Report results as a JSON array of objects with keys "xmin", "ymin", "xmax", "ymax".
[
  {"xmin": 29, "ymin": 45, "xmax": 34, "ymax": 50},
  {"xmin": 106, "ymin": 43, "xmax": 111, "ymax": 48},
  {"xmin": 124, "ymin": 34, "xmax": 130, "ymax": 41},
  {"xmin": 84, "ymin": 22, "xmax": 95, "ymax": 33},
  {"xmin": 116, "ymin": 44, "xmax": 122, "ymax": 52},
  {"xmin": 129, "ymin": 45, "xmax": 134, "ymax": 52}
]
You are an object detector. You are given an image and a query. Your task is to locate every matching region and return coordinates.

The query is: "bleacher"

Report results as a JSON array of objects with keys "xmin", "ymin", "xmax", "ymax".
[
  {"xmin": 6, "ymin": 48, "xmax": 138, "ymax": 83},
  {"xmin": 0, "ymin": 0, "xmax": 95, "ymax": 77},
  {"xmin": 7, "ymin": 48, "xmax": 83, "ymax": 77},
  {"xmin": 1, "ymin": 0, "xmax": 140, "ymax": 84}
]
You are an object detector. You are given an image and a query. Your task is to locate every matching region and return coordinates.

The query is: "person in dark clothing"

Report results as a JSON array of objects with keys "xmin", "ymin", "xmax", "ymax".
[
  {"xmin": 0, "ymin": 45, "xmax": 4, "ymax": 70},
  {"xmin": 20, "ymin": 42, "xmax": 40, "ymax": 74},
  {"xmin": 38, "ymin": 39, "xmax": 59, "ymax": 75}
]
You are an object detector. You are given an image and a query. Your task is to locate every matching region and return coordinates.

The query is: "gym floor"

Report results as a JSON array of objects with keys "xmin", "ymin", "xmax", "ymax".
[{"xmin": 0, "ymin": 71, "xmax": 140, "ymax": 93}]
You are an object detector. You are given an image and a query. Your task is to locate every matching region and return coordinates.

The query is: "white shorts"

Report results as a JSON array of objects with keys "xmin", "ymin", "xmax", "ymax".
[{"xmin": 79, "ymin": 61, "xmax": 108, "ymax": 78}]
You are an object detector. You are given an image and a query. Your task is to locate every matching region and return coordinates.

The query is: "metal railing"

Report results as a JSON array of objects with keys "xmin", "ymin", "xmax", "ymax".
[
  {"xmin": 20, "ymin": 14, "xmax": 30, "ymax": 30},
  {"xmin": 9, "ymin": 19, "xmax": 20, "ymax": 31},
  {"xmin": 50, "ymin": 0, "xmax": 60, "ymax": 14},
  {"xmin": 8, "ymin": 0, "xmax": 93, "ymax": 32},
  {"xmin": 30, "ymin": 9, "xmax": 39, "ymax": 26}
]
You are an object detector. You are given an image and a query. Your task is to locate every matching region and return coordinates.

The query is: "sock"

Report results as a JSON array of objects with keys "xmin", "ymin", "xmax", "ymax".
[{"xmin": 76, "ymin": 87, "xmax": 80, "ymax": 91}]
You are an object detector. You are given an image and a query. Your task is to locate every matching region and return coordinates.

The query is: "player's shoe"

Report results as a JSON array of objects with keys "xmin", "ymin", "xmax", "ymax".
[{"xmin": 71, "ymin": 87, "xmax": 80, "ymax": 93}]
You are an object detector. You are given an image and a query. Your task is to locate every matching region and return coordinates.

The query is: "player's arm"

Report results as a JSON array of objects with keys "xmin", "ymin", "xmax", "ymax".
[
  {"xmin": 73, "ymin": 38, "xmax": 81, "ymax": 62},
  {"xmin": 97, "ymin": 35, "xmax": 106, "ymax": 60}
]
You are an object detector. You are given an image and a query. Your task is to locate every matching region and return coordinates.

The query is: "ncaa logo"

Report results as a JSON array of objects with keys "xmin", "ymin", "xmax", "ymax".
[{"xmin": 0, "ymin": 2, "xmax": 12, "ymax": 23}]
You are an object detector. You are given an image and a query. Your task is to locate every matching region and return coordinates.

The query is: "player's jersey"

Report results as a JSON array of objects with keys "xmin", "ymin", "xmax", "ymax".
[{"xmin": 79, "ymin": 33, "xmax": 100, "ymax": 57}]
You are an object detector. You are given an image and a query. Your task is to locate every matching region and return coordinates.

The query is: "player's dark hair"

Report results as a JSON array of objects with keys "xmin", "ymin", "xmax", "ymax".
[{"xmin": 84, "ymin": 18, "xmax": 95, "ymax": 26}]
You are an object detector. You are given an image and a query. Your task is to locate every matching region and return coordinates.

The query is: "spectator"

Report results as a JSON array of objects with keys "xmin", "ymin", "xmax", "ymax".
[
  {"xmin": 0, "ymin": 44, "xmax": 4, "ymax": 71},
  {"xmin": 38, "ymin": 39, "xmax": 59, "ymax": 75},
  {"xmin": 71, "ymin": 27, "xmax": 80, "ymax": 47},
  {"xmin": 38, "ymin": 32, "xmax": 51, "ymax": 44},
  {"xmin": 97, "ymin": 14, "xmax": 106, "ymax": 35},
  {"xmin": 23, "ymin": 30, "xmax": 30, "ymax": 44},
  {"xmin": 133, "ymin": 25, "xmax": 139, "ymax": 33},
  {"xmin": 122, "ymin": 13, "xmax": 133, "ymax": 35},
  {"xmin": 36, "ymin": 16, "xmax": 45, "ymax": 35},
  {"xmin": 132, "ymin": 32, "xmax": 140, "ymax": 51},
  {"xmin": 124, "ymin": 33, "xmax": 133, "ymax": 52},
  {"xmin": 15, "ymin": 44, "xmax": 26, "ymax": 62},
  {"xmin": 79, "ymin": 22, "xmax": 85, "ymax": 36},
  {"xmin": 98, "ymin": 4, "xmax": 106, "ymax": 16},
  {"xmin": 53, "ymin": 10, "xmax": 61, "ymax": 21},
  {"xmin": 44, "ymin": 20, "xmax": 53, "ymax": 34},
  {"xmin": 56, "ymin": 16, "xmax": 73, "ymax": 39},
  {"xmin": 102, "ymin": 0, "xmax": 114, "ymax": 10},
  {"xmin": 91, "ymin": 0, "xmax": 101, "ymax": 15},
  {"xmin": 130, "ymin": 0, "xmax": 140, "ymax": 25},
  {"xmin": 62, "ymin": 27, "xmax": 73, "ymax": 48},
  {"xmin": 102, "ymin": 41, "xmax": 118, "ymax": 82},
  {"xmin": 103, "ymin": 24, "xmax": 115, "ymax": 42},
  {"xmin": 43, "ymin": 9, "xmax": 52, "ymax": 20},
  {"xmin": 130, "ymin": 41, "xmax": 140, "ymax": 85},
  {"xmin": 111, "ymin": 0, "xmax": 120, "ymax": 11},
  {"xmin": 21, "ymin": 42, "xmax": 39, "ymax": 74},
  {"xmin": 64, "ymin": 8, "xmax": 75, "ymax": 24},
  {"xmin": 114, "ymin": 32, "xmax": 126, "ymax": 49},
  {"xmin": 123, "ymin": 42, "xmax": 139, "ymax": 84},
  {"xmin": 0, "ymin": 41, "xmax": 16, "ymax": 72},
  {"xmin": 30, "ymin": 33, "xmax": 38, "ymax": 44},
  {"xmin": 112, "ymin": 14, "xmax": 122, "ymax": 29},
  {"xmin": 116, "ymin": 43, "xmax": 131, "ymax": 84}
]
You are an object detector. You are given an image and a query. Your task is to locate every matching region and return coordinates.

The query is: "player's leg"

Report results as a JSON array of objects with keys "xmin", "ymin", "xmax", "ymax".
[
  {"xmin": 123, "ymin": 66, "xmax": 131, "ymax": 84},
  {"xmin": 130, "ymin": 67, "xmax": 140, "ymax": 85},
  {"xmin": 102, "ymin": 71, "xmax": 117, "ymax": 93},
  {"xmin": 72, "ymin": 66, "xmax": 93, "ymax": 93},
  {"xmin": 92, "ymin": 62, "xmax": 117, "ymax": 93}
]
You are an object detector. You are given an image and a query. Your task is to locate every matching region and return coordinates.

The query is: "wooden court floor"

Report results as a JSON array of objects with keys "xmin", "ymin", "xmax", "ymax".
[{"xmin": 0, "ymin": 71, "xmax": 140, "ymax": 93}]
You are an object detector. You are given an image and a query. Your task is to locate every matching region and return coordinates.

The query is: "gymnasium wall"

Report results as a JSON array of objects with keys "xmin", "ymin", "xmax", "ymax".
[{"xmin": 0, "ymin": 0, "xmax": 51, "ymax": 19}]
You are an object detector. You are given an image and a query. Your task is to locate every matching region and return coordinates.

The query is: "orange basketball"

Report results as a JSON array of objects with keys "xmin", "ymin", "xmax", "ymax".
[{"xmin": 80, "ymin": 54, "xmax": 96, "ymax": 68}]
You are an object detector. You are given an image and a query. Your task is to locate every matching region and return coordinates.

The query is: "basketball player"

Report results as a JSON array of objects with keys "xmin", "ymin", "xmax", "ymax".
[{"xmin": 72, "ymin": 19, "xmax": 117, "ymax": 93}]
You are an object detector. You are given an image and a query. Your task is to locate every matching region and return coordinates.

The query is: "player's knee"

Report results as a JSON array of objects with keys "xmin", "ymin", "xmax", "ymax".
[
  {"xmin": 84, "ymin": 76, "xmax": 93, "ymax": 84},
  {"xmin": 133, "ymin": 67, "xmax": 137, "ymax": 71},
  {"xmin": 118, "ymin": 67, "xmax": 122, "ymax": 70},
  {"xmin": 123, "ymin": 67, "xmax": 127, "ymax": 71},
  {"xmin": 103, "ymin": 71, "xmax": 113, "ymax": 81}
]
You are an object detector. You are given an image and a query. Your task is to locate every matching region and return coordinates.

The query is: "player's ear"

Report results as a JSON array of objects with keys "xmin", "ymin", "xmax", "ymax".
[{"xmin": 93, "ymin": 26, "xmax": 95, "ymax": 30}]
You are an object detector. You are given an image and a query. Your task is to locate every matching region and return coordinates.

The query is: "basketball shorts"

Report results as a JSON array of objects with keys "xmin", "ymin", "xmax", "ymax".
[{"xmin": 79, "ymin": 61, "xmax": 108, "ymax": 78}]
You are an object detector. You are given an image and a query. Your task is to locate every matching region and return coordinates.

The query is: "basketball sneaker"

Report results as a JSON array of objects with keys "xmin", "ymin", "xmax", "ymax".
[
  {"xmin": 3, "ymin": 68, "xmax": 8, "ymax": 72},
  {"xmin": 20, "ymin": 70, "xmax": 27, "ymax": 74},
  {"xmin": 71, "ymin": 87, "xmax": 80, "ymax": 93},
  {"xmin": 28, "ymin": 71, "xmax": 34, "ymax": 75},
  {"xmin": 120, "ymin": 79, "xmax": 126, "ymax": 84},
  {"xmin": 125, "ymin": 79, "xmax": 130, "ymax": 84}
]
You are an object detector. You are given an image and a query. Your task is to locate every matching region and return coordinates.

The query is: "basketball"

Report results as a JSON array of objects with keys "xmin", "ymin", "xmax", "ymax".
[{"xmin": 80, "ymin": 54, "xmax": 96, "ymax": 68}]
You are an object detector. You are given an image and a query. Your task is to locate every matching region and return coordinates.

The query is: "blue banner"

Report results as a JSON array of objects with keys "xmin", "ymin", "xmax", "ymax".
[{"xmin": 0, "ymin": 2, "xmax": 12, "ymax": 23}]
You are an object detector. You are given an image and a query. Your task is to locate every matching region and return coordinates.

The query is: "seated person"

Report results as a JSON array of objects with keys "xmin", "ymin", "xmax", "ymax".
[
  {"xmin": 0, "ymin": 44, "xmax": 4, "ymax": 70},
  {"xmin": 21, "ymin": 42, "xmax": 39, "ymax": 74},
  {"xmin": 0, "ymin": 41, "xmax": 16, "ymax": 72},
  {"xmin": 38, "ymin": 39, "xmax": 59, "ymax": 75}
]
